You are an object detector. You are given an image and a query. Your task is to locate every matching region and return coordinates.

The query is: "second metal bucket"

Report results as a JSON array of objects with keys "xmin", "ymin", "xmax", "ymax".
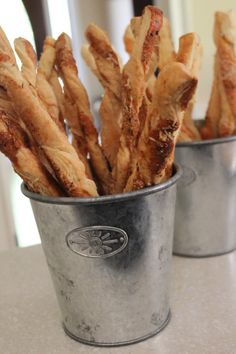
[
  {"xmin": 174, "ymin": 135, "xmax": 236, "ymax": 257},
  {"xmin": 22, "ymin": 166, "xmax": 181, "ymax": 347}
]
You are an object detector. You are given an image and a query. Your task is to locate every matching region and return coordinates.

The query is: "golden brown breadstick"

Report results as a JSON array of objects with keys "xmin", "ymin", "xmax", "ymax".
[
  {"xmin": 130, "ymin": 16, "xmax": 175, "ymax": 80},
  {"xmin": 0, "ymin": 110, "xmax": 63, "ymax": 196},
  {"xmin": 60, "ymin": 48, "xmax": 91, "ymax": 169},
  {"xmin": 85, "ymin": 24, "xmax": 122, "ymax": 101},
  {"xmin": 38, "ymin": 37, "xmax": 56, "ymax": 79},
  {"xmin": 177, "ymin": 33, "xmax": 202, "ymax": 141},
  {"xmin": 0, "ymin": 48, "xmax": 98, "ymax": 197},
  {"xmin": 84, "ymin": 26, "xmax": 122, "ymax": 167},
  {"xmin": 147, "ymin": 17, "xmax": 176, "ymax": 99},
  {"xmin": 55, "ymin": 33, "xmax": 111, "ymax": 194},
  {"xmin": 114, "ymin": 6, "xmax": 163, "ymax": 193},
  {"xmin": 215, "ymin": 11, "xmax": 236, "ymax": 137},
  {"xmin": 125, "ymin": 62, "xmax": 197, "ymax": 192},
  {"xmin": 14, "ymin": 37, "xmax": 37, "ymax": 87},
  {"xmin": 37, "ymin": 37, "xmax": 64, "ymax": 131},
  {"xmin": 63, "ymin": 86, "xmax": 92, "ymax": 178}
]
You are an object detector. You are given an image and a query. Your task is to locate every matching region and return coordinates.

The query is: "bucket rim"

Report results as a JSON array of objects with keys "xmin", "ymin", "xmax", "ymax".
[
  {"xmin": 177, "ymin": 119, "xmax": 236, "ymax": 147},
  {"xmin": 21, "ymin": 163, "xmax": 182, "ymax": 205},
  {"xmin": 177, "ymin": 134, "xmax": 236, "ymax": 147}
]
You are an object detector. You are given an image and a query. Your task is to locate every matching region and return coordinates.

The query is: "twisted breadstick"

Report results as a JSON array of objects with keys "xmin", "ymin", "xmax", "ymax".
[
  {"xmin": 63, "ymin": 86, "xmax": 92, "ymax": 178},
  {"xmin": 147, "ymin": 17, "xmax": 176, "ymax": 97},
  {"xmin": 49, "ymin": 68, "xmax": 66, "ymax": 128},
  {"xmin": 130, "ymin": 15, "xmax": 157, "ymax": 96},
  {"xmin": 125, "ymin": 62, "xmax": 197, "ymax": 192},
  {"xmin": 114, "ymin": 6, "xmax": 163, "ymax": 193},
  {"xmin": 36, "ymin": 37, "xmax": 64, "ymax": 130},
  {"xmin": 99, "ymin": 92, "xmax": 122, "ymax": 167},
  {"xmin": 55, "ymin": 33, "xmax": 111, "ymax": 194},
  {"xmin": 215, "ymin": 11, "xmax": 236, "ymax": 137},
  {"xmin": 0, "ymin": 48, "xmax": 98, "ymax": 196},
  {"xmin": 129, "ymin": 16, "xmax": 175, "ymax": 79},
  {"xmin": 84, "ymin": 26, "xmax": 122, "ymax": 167},
  {"xmin": 0, "ymin": 110, "xmax": 63, "ymax": 196},
  {"xmin": 82, "ymin": 44, "xmax": 121, "ymax": 166},
  {"xmin": 177, "ymin": 33, "xmax": 202, "ymax": 141},
  {"xmin": 202, "ymin": 11, "xmax": 236, "ymax": 139},
  {"xmin": 85, "ymin": 24, "xmax": 122, "ymax": 101}
]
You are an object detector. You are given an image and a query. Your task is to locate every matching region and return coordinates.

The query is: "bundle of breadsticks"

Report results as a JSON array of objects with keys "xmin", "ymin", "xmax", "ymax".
[
  {"xmin": 0, "ymin": 6, "xmax": 198, "ymax": 197},
  {"xmin": 201, "ymin": 10, "xmax": 236, "ymax": 139},
  {"xmin": 152, "ymin": 10, "xmax": 236, "ymax": 142}
]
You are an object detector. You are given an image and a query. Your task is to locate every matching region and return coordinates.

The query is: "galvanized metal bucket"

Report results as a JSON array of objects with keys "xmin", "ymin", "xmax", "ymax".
[
  {"xmin": 22, "ymin": 165, "xmax": 181, "ymax": 347},
  {"xmin": 174, "ymin": 135, "xmax": 236, "ymax": 257}
]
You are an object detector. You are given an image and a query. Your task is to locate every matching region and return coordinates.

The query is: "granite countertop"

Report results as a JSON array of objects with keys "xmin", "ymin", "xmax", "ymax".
[{"xmin": 0, "ymin": 245, "xmax": 236, "ymax": 354}]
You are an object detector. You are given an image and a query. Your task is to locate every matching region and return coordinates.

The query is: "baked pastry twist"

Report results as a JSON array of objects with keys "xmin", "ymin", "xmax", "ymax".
[
  {"xmin": 55, "ymin": 33, "xmax": 111, "ymax": 194},
  {"xmin": 114, "ymin": 6, "xmax": 163, "ymax": 193},
  {"xmin": 85, "ymin": 25, "xmax": 122, "ymax": 168},
  {"xmin": 202, "ymin": 11, "xmax": 236, "ymax": 138},
  {"xmin": 177, "ymin": 33, "xmax": 202, "ymax": 141}
]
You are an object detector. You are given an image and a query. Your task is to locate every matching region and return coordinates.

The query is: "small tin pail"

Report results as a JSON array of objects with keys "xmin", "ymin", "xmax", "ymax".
[
  {"xmin": 174, "ymin": 136, "xmax": 236, "ymax": 257},
  {"xmin": 22, "ymin": 165, "xmax": 181, "ymax": 346}
]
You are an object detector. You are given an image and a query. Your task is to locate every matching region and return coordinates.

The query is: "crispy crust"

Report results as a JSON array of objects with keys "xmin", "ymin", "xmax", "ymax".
[{"xmin": 55, "ymin": 33, "xmax": 111, "ymax": 194}]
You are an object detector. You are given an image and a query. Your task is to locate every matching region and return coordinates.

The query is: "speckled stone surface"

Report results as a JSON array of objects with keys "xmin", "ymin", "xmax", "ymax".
[{"xmin": 0, "ymin": 245, "xmax": 236, "ymax": 354}]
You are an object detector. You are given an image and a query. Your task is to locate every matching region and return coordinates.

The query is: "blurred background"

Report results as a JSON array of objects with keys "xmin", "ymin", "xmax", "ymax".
[{"xmin": 0, "ymin": 0, "xmax": 236, "ymax": 251}]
